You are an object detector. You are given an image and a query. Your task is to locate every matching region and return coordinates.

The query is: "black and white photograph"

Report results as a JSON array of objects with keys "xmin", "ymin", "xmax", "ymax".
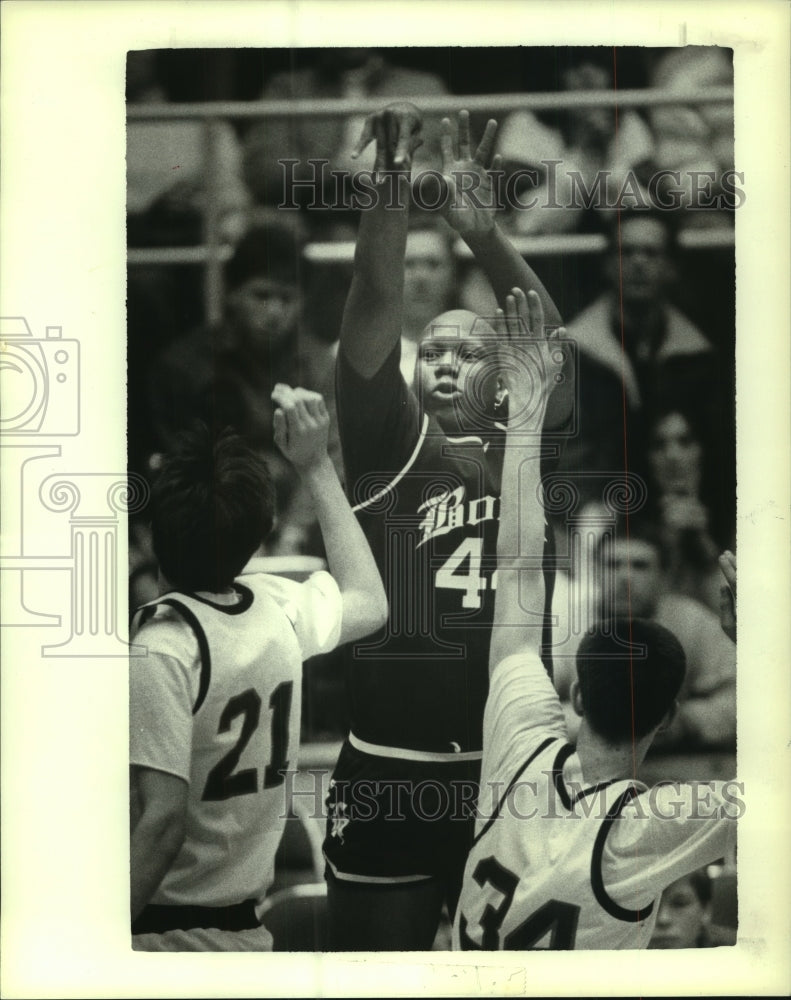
[{"xmin": 1, "ymin": 2, "xmax": 789, "ymax": 997}]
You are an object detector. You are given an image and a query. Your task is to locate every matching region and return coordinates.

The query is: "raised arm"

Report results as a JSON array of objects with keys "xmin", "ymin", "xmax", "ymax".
[
  {"xmin": 272, "ymin": 384, "xmax": 388, "ymax": 644},
  {"xmin": 440, "ymin": 111, "xmax": 561, "ymax": 327},
  {"xmin": 488, "ymin": 289, "xmax": 564, "ymax": 674},
  {"xmin": 439, "ymin": 111, "xmax": 573, "ymax": 430},
  {"xmin": 339, "ymin": 103, "xmax": 423, "ymax": 379}
]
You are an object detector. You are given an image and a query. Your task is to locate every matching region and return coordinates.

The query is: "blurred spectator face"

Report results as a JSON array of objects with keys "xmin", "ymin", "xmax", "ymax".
[
  {"xmin": 403, "ymin": 231, "xmax": 455, "ymax": 328},
  {"xmin": 561, "ymin": 63, "xmax": 613, "ymax": 149},
  {"xmin": 606, "ymin": 216, "xmax": 672, "ymax": 308},
  {"xmin": 317, "ymin": 48, "xmax": 378, "ymax": 78},
  {"xmin": 602, "ymin": 537, "xmax": 662, "ymax": 618},
  {"xmin": 649, "ymin": 874, "xmax": 710, "ymax": 949},
  {"xmin": 649, "ymin": 412, "xmax": 703, "ymax": 496},
  {"xmin": 227, "ymin": 277, "xmax": 299, "ymax": 355}
]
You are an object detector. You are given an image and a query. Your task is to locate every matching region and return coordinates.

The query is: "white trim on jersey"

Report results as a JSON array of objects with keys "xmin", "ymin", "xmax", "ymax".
[
  {"xmin": 351, "ymin": 413, "xmax": 430, "ymax": 512},
  {"xmin": 349, "ymin": 730, "xmax": 483, "ymax": 763}
]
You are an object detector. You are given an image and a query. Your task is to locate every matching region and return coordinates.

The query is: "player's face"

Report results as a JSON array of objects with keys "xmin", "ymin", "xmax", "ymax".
[
  {"xmin": 601, "ymin": 538, "xmax": 662, "ymax": 619},
  {"xmin": 403, "ymin": 232, "xmax": 455, "ymax": 327},
  {"xmin": 606, "ymin": 217, "xmax": 670, "ymax": 307},
  {"xmin": 648, "ymin": 412, "xmax": 702, "ymax": 496},
  {"xmin": 414, "ymin": 316, "xmax": 499, "ymax": 435},
  {"xmin": 227, "ymin": 277, "xmax": 299, "ymax": 354},
  {"xmin": 649, "ymin": 875, "xmax": 708, "ymax": 949}
]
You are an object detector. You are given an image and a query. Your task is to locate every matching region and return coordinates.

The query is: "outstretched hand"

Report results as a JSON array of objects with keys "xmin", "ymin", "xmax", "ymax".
[
  {"xmin": 272, "ymin": 384, "xmax": 330, "ymax": 472},
  {"xmin": 718, "ymin": 550, "xmax": 737, "ymax": 642},
  {"xmin": 438, "ymin": 110, "xmax": 502, "ymax": 236},
  {"xmin": 496, "ymin": 288, "xmax": 565, "ymax": 428},
  {"xmin": 351, "ymin": 102, "xmax": 424, "ymax": 177}
]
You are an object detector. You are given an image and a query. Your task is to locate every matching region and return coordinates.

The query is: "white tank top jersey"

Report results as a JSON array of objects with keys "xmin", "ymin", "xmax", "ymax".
[
  {"xmin": 453, "ymin": 651, "xmax": 738, "ymax": 950},
  {"xmin": 129, "ymin": 568, "xmax": 342, "ymax": 916}
]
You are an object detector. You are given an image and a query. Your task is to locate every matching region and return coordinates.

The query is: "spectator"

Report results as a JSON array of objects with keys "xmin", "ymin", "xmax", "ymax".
[
  {"xmin": 495, "ymin": 58, "xmax": 655, "ymax": 236},
  {"xmin": 647, "ymin": 405, "xmax": 735, "ymax": 613},
  {"xmin": 646, "ymin": 46, "xmax": 735, "ymax": 225},
  {"xmin": 400, "ymin": 214, "xmax": 457, "ymax": 385},
  {"xmin": 555, "ymin": 207, "xmax": 726, "ymax": 512},
  {"xmin": 147, "ymin": 222, "xmax": 340, "ymax": 556},
  {"xmin": 553, "ymin": 517, "xmax": 736, "ymax": 753},
  {"xmin": 126, "ymin": 49, "xmax": 252, "ymax": 477},
  {"xmin": 242, "ymin": 48, "xmax": 447, "ymax": 207},
  {"xmin": 649, "ymin": 865, "xmax": 737, "ymax": 948},
  {"xmin": 126, "ymin": 49, "xmax": 249, "ymax": 247}
]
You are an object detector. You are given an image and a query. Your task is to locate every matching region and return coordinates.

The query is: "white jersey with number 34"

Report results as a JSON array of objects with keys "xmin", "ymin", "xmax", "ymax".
[{"xmin": 453, "ymin": 651, "xmax": 737, "ymax": 950}]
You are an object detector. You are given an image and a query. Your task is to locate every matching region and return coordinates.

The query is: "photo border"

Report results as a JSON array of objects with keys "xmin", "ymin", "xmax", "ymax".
[{"xmin": 1, "ymin": 1, "xmax": 789, "ymax": 996}]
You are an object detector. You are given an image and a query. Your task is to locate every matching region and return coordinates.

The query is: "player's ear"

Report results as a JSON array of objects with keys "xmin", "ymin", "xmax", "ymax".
[
  {"xmin": 569, "ymin": 679, "xmax": 584, "ymax": 718},
  {"xmin": 656, "ymin": 699, "xmax": 679, "ymax": 733}
]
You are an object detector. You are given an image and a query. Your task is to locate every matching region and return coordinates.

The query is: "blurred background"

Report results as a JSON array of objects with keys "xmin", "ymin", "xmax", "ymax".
[{"xmin": 126, "ymin": 50, "xmax": 737, "ymax": 926}]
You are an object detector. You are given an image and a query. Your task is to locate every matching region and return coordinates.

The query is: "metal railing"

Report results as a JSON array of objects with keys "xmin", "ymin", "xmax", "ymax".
[{"xmin": 127, "ymin": 87, "xmax": 735, "ymax": 325}]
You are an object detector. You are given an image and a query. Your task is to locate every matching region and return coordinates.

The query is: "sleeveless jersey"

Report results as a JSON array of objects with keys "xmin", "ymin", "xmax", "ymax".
[
  {"xmin": 453, "ymin": 651, "xmax": 738, "ymax": 950},
  {"xmin": 129, "ymin": 569, "xmax": 342, "ymax": 912},
  {"xmin": 337, "ymin": 344, "xmax": 505, "ymax": 754}
]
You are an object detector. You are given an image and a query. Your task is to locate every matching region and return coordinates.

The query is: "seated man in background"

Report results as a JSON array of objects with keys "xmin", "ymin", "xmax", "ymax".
[
  {"xmin": 453, "ymin": 295, "xmax": 739, "ymax": 949},
  {"xmin": 147, "ymin": 222, "xmax": 340, "ymax": 555},
  {"xmin": 553, "ymin": 516, "xmax": 736, "ymax": 752},
  {"xmin": 129, "ymin": 385, "xmax": 387, "ymax": 951},
  {"xmin": 555, "ymin": 207, "xmax": 728, "ymax": 517}
]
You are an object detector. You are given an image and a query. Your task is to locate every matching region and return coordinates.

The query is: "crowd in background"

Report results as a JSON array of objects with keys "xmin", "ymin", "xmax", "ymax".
[{"xmin": 127, "ymin": 46, "xmax": 736, "ymax": 755}]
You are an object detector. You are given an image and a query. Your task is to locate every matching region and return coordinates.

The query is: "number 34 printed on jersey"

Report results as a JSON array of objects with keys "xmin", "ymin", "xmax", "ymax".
[
  {"xmin": 202, "ymin": 681, "xmax": 292, "ymax": 801},
  {"xmin": 459, "ymin": 858, "xmax": 581, "ymax": 950}
]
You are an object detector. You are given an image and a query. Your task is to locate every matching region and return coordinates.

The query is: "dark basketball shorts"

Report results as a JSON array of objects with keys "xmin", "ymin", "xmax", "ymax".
[{"xmin": 322, "ymin": 736, "xmax": 482, "ymax": 887}]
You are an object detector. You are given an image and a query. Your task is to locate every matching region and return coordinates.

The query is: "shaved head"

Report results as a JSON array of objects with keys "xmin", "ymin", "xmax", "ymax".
[{"xmin": 420, "ymin": 309, "xmax": 498, "ymax": 344}]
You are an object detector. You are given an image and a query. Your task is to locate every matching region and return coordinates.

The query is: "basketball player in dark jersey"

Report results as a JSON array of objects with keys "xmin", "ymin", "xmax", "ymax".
[{"xmin": 323, "ymin": 104, "xmax": 574, "ymax": 950}]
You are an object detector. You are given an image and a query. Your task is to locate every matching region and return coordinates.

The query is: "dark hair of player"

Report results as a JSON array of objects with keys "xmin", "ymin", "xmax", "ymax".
[
  {"xmin": 575, "ymin": 617, "xmax": 687, "ymax": 743},
  {"xmin": 150, "ymin": 424, "xmax": 275, "ymax": 593}
]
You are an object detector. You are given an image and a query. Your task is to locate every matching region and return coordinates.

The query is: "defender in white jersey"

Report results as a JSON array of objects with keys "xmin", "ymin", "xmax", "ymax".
[
  {"xmin": 452, "ymin": 291, "xmax": 739, "ymax": 951},
  {"xmin": 130, "ymin": 386, "xmax": 387, "ymax": 951}
]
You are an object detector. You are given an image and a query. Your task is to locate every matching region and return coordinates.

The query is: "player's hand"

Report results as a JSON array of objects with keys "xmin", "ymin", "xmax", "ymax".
[
  {"xmin": 718, "ymin": 549, "xmax": 736, "ymax": 642},
  {"xmin": 272, "ymin": 384, "xmax": 330, "ymax": 472},
  {"xmin": 438, "ymin": 110, "xmax": 501, "ymax": 236},
  {"xmin": 351, "ymin": 102, "xmax": 424, "ymax": 178},
  {"xmin": 496, "ymin": 288, "xmax": 565, "ymax": 426}
]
